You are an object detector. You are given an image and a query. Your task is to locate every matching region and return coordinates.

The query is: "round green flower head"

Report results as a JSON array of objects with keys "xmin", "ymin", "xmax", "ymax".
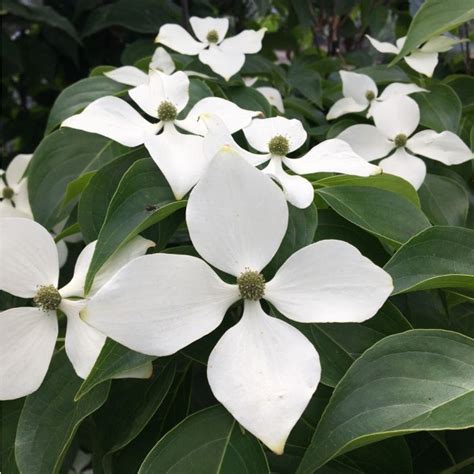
[
  {"xmin": 268, "ymin": 135, "xmax": 290, "ymax": 156},
  {"xmin": 206, "ymin": 29, "xmax": 219, "ymax": 43},
  {"xmin": 365, "ymin": 90, "xmax": 375, "ymax": 101},
  {"xmin": 237, "ymin": 269, "xmax": 266, "ymax": 301},
  {"xmin": 394, "ymin": 133, "xmax": 407, "ymax": 148},
  {"xmin": 158, "ymin": 101, "xmax": 178, "ymax": 122},
  {"xmin": 2, "ymin": 186, "xmax": 14, "ymax": 199},
  {"xmin": 34, "ymin": 285, "xmax": 62, "ymax": 311}
]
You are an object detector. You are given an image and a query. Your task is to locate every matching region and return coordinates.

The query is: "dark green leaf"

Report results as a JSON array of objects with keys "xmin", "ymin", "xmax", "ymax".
[
  {"xmin": 384, "ymin": 226, "xmax": 474, "ymax": 294},
  {"xmin": 296, "ymin": 302, "xmax": 412, "ymax": 387},
  {"xmin": 15, "ymin": 350, "xmax": 110, "ymax": 474},
  {"xmin": 139, "ymin": 405, "xmax": 269, "ymax": 473},
  {"xmin": 46, "ymin": 77, "xmax": 128, "ymax": 133},
  {"xmin": 84, "ymin": 158, "xmax": 186, "ymax": 292},
  {"xmin": 78, "ymin": 148, "xmax": 146, "ymax": 243},
  {"xmin": 28, "ymin": 128, "xmax": 127, "ymax": 228},
  {"xmin": 297, "ymin": 330, "xmax": 474, "ymax": 473},
  {"xmin": 317, "ymin": 186, "xmax": 431, "ymax": 247},
  {"xmin": 75, "ymin": 339, "xmax": 155, "ymax": 401},
  {"xmin": 81, "ymin": 0, "xmax": 180, "ymax": 37},
  {"xmin": 226, "ymin": 86, "xmax": 272, "ymax": 117},
  {"xmin": 266, "ymin": 203, "xmax": 318, "ymax": 277},
  {"xmin": 419, "ymin": 174, "xmax": 469, "ymax": 226},
  {"xmin": 288, "ymin": 57, "xmax": 322, "ymax": 107},
  {"xmin": 393, "ymin": 0, "xmax": 474, "ymax": 60},
  {"xmin": 413, "ymin": 84, "xmax": 462, "ymax": 133},
  {"xmin": 1, "ymin": 399, "xmax": 23, "ymax": 474}
]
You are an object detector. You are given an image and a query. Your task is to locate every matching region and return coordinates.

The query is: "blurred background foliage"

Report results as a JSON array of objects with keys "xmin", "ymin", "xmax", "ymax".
[{"xmin": 1, "ymin": 0, "xmax": 472, "ymax": 163}]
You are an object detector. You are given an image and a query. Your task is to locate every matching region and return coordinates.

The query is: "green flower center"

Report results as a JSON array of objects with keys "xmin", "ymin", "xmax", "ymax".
[
  {"xmin": 34, "ymin": 285, "xmax": 61, "ymax": 311},
  {"xmin": 206, "ymin": 29, "xmax": 219, "ymax": 43},
  {"xmin": 237, "ymin": 269, "xmax": 266, "ymax": 301},
  {"xmin": 268, "ymin": 135, "xmax": 289, "ymax": 156},
  {"xmin": 2, "ymin": 186, "xmax": 14, "ymax": 199},
  {"xmin": 365, "ymin": 90, "xmax": 375, "ymax": 101},
  {"xmin": 394, "ymin": 133, "xmax": 407, "ymax": 148},
  {"xmin": 157, "ymin": 101, "xmax": 177, "ymax": 122}
]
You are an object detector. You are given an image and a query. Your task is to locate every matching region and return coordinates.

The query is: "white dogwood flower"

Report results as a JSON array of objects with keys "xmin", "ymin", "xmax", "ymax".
[
  {"xmin": 81, "ymin": 151, "xmax": 393, "ymax": 454},
  {"xmin": 156, "ymin": 17, "xmax": 266, "ymax": 80},
  {"xmin": 0, "ymin": 218, "xmax": 153, "ymax": 400},
  {"xmin": 202, "ymin": 114, "xmax": 380, "ymax": 208},
  {"xmin": 366, "ymin": 34, "xmax": 462, "ymax": 77},
  {"xmin": 338, "ymin": 95, "xmax": 473, "ymax": 189},
  {"xmin": 327, "ymin": 71, "xmax": 426, "ymax": 119},
  {"xmin": 62, "ymin": 69, "xmax": 259, "ymax": 199},
  {"xmin": 0, "ymin": 154, "xmax": 33, "ymax": 219}
]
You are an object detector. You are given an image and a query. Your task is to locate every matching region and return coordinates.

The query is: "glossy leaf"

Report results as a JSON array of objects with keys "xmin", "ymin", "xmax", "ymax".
[
  {"xmin": 266, "ymin": 203, "xmax": 318, "ymax": 277},
  {"xmin": 288, "ymin": 57, "xmax": 322, "ymax": 107},
  {"xmin": 297, "ymin": 330, "xmax": 474, "ymax": 473},
  {"xmin": 75, "ymin": 339, "xmax": 155, "ymax": 400},
  {"xmin": 46, "ymin": 77, "xmax": 128, "ymax": 133},
  {"xmin": 15, "ymin": 350, "xmax": 110, "ymax": 474},
  {"xmin": 139, "ymin": 405, "xmax": 269, "ymax": 473},
  {"xmin": 384, "ymin": 226, "xmax": 474, "ymax": 294},
  {"xmin": 413, "ymin": 85, "xmax": 461, "ymax": 133},
  {"xmin": 226, "ymin": 86, "xmax": 272, "ymax": 117},
  {"xmin": 296, "ymin": 302, "xmax": 412, "ymax": 387},
  {"xmin": 315, "ymin": 174, "xmax": 420, "ymax": 207},
  {"xmin": 28, "ymin": 129, "xmax": 127, "ymax": 228},
  {"xmin": 317, "ymin": 186, "xmax": 431, "ymax": 247},
  {"xmin": 394, "ymin": 0, "xmax": 474, "ymax": 60},
  {"xmin": 84, "ymin": 158, "xmax": 186, "ymax": 293},
  {"xmin": 419, "ymin": 174, "xmax": 469, "ymax": 226},
  {"xmin": 1, "ymin": 399, "xmax": 23, "ymax": 474},
  {"xmin": 78, "ymin": 148, "xmax": 146, "ymax": 242}
]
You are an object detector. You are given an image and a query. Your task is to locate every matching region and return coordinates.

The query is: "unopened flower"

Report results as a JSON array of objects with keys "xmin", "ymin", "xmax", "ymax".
[
  {"xmin": 156, "ymin": 17, "xmax": 266, "ymax": 80},
  {"xmin": 366, "ymin": 35, "xmax": 463, "ymax": 77},
  {"xmin": 327, "ymin": 71, "xmax": 426, "ymax": 119},
  {"xmin": 62, "ymin": 69, "xmax": 259, "ymax": 199},
  {"xmin": 202, "ymin": 114, "xmax": 380, "ymax": 208},
  {"xmin": 338, "ymin": 95, "xmax": 473, "ymax": 189},
  {"xmin": 0, "ymin": 154, "xmax": 33, "ymax": 219},
  {"xmin": 81, "ymin": 152, "xmax": 393, "ymax": 454},
  {"xmin": 0, "ymin": 218, "xmax": 153, "ymax": 400}
]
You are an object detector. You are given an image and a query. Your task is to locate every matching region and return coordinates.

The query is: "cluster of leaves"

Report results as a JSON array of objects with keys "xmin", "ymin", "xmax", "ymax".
[{"xmin": 1, "ymin": 0, "xmax": 474, "ymax": 473}]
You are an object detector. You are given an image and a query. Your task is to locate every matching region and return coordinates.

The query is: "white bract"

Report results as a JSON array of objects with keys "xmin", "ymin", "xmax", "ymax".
[
  {"xmin": 243, "ymin": 77, "xmax": 285, "ymax": 113},
  {"xmin": 327, "ymin": 71, "xmax": 426, "ymax": 119},
  {"xmin": 81, "ymin": 151, "xmax": 393, "ymax": 454},
  {"xmin": 104, "ymin": 47, "xmax": 210, "ymax": 86},
  {"xmin": 202, "ymin": 114, "xmax": 381, "ymax": 208},
  {"xmin": 338, "ymin": 95, "xmax": 473, "ymax": 189},
  {"xmin": 0, "ymin": 218, "xmax": 153, "ymax": 400},
  {"xmin": 0, "ymin": 154, "xmax": 33, "ymax": 219},
  {"xmin": 62, "ymin": 69, "xmax": 259, "ymax": 199},
  {"xmin": 366, "ymin": 34, "xmax": 462, "ymax": 77},
  {"xmin": 156, "ymin": 17, "xmax": 266, "ymax": 80}
]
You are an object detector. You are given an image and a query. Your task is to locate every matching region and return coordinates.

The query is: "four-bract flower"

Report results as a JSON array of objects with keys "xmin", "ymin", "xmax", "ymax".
[
  {"xmin": 0, "ymin": 154, "xmax": 32, "ymax": 219},
  {"xmin": 338, "ymin": 95, "xmax": 473, "ymax": 189},
  {"xmin": 62, "ymin": 69, "xmax": 259, "ymax": 199},
  {"xmin": 202, "ymin": 114, "xmax": 381, "ymax": 208},
  {"xmin": 366, "ymin": 34, "xmax": 462, "ymax": 77},
  {"xmin": 327, "ymin": 71, "xmax": 426, "ymax": 120},
  {"xmin": 81, "ymin": 151, "xmax": 393, "ymax": 454},
  {"xmin": 156, "ymin": 16, "xmax": 266, "ymax": 80},
  {"xmin": 0, "ymin": 218, "xmax": 153, "ymax": 400}
]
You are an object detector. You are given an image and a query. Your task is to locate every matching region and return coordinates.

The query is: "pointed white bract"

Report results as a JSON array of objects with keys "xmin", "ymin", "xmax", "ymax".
[
  {"xmin": 327, "ymin": 71, "xmax": 426, "ymax": 119},
  {"xmin": 0, "ymin": 154, "xmax": 33, "ymax": 219},
  {"xmin": 0, "ymin": 218, "xmax": 153, "ymax": 398},
  {"xmin": 201, "ymin": 114, "xmax": 379, "ymax": 208},
  {"xmin": 156, "ymin": 16, "xmax": 266, "ymax": 80},
  {"xmin": 366, "ymin": 34, "xmax": 462, "ymax": 77},
  {"xmin": 338, "ymin": 95, "xmax": 473, "ymax": 188},
  {"xmin": 82, "ymin": 152, "xmax": 393, "ymax": 453}
]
